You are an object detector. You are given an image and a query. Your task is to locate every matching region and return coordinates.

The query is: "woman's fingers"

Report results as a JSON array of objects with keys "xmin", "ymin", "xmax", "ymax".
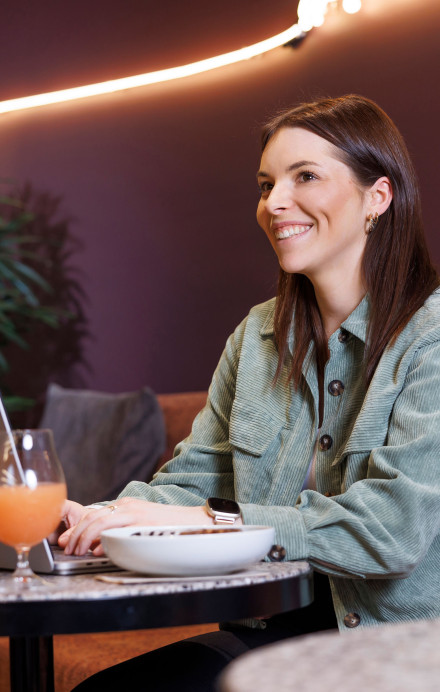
[
  {"xmin": 64, "ymin": 502, "xmax": 139, "ymax": 555},
  {"xmin": 56, "ymin": 500, "xmax": 87, "ymax": 546},
  {"xmin": 57, "ymin": 529, "xmax": 70, "ymax": 546},
  {"xmin": 91, "ymin": 542, "xmax": 105, "ymax": 556},
  {"xmin": 62, "ymin": 500, "xmax": 87, "ymax": 528},
  {"xmin": 61, "ymin": 500, "xmax": 210, "ymax": 555},
  {"xmin": 62, "ymin": 499, "xmax": 165, "ymax": 554}
]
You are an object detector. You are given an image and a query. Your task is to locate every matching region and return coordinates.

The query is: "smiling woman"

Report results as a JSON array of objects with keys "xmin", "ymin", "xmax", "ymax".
[
  {"xmin": 261, "ymin": 95, "xmax": 436, "ymax": 391},
  {"xmin": 57, "ymin": 94, "xmax": 440, "ymax": 692}
]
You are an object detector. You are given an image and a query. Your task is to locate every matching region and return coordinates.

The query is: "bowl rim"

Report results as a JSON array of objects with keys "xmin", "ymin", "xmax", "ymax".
[{"xmin": 101, "ymin": 524, "xmax": 274, "ymax": 540}]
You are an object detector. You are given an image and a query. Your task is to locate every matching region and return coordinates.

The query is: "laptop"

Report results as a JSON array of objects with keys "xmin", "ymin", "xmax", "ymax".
[
  {"xmin": 0, "ymin": 395, "xmax": 120, "ymax": 575},
  {"xmin": 0, "ymin": 539, "xmax": 120, "ymax": 575}
]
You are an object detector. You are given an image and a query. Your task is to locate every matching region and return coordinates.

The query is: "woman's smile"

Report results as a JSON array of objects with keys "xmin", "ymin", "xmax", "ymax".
[{"xmin": 271, "ymin": 221, "xmax": 313, "ymax": 240}]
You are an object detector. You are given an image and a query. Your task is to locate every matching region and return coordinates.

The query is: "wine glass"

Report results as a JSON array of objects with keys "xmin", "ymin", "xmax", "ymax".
[{"xmin": 0, "ymin": 429, "xmax": 66, "ymax": 590}]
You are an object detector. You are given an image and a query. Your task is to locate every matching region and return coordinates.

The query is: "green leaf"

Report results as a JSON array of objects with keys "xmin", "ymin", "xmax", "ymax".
[
  {"xmin": 0, "ymin": 215, "xmax": 33, "ymax": 233},
  {"xmin": 27, "ymin": 308, "xmax": 60, "ymax": 328},
  {"xmin": 0, "ymin": 313, "xmax": 17, "ymax": 329},
  {"xmin": 3, "ymin": 395, "xmax": 35, "ymax": 413},
  {"xmin": 0, "ymin": 235, "xmax": 40, "ymax": 247},
  {"xmin": 0, "ymin": 264, "xmax": 40, "ymax": 305},
  {"xmin": 0, "ymin": 324, "xmax": 29, "ymax": 348},
  {"xmin": 8, "ymin": 261, "xmax": 51, "ymax": 292},
  {"xmin": 0, "ymin": 195, "xmax": 25, "ymax": 207}
]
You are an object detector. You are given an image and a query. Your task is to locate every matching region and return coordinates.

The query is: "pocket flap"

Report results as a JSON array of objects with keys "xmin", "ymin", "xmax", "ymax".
[
  {"xmin": 229, "ymin": 399, "xmax": 284, "ymax": 456},
  {"xmin": 331, "ymin": 421, "xmax": 388, "ymax": 467}
]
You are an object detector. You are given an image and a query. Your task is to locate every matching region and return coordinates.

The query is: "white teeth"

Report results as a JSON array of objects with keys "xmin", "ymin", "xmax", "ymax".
[{"xmin": 274, "ymin": 225, "xmax": 309, "ymax": 240}]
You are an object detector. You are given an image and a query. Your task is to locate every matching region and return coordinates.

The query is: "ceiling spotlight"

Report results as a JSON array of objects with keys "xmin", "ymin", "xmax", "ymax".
[{"xmin": 342, "ymin": 0, "xmax": 362, "ymax": 14}]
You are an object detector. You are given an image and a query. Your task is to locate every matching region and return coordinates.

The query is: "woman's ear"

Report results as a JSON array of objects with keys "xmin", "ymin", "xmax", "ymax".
[{"xmin": 368, "ymin": 176, "xmax": 393, "ymax": 216}]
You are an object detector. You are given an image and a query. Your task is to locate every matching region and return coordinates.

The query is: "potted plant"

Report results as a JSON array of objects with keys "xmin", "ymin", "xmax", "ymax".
[{"xmin": 0, "ymin": 182, "xmax": 88, "ymax": 422}]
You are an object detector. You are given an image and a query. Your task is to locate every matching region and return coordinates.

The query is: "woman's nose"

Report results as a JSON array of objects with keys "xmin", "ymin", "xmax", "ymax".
[{"xmin": 264, "ymin": 184, "xmax": 292, "ymax": 214}]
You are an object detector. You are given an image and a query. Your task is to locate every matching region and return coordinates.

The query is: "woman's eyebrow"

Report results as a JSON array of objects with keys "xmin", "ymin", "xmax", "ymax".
[
  {"xmin": 287, "ymin": 160, "xmax": 320, "ymax": 171},
  {"xmin": 256, "ymin": 160, "xmax": 321, "ymax": 178}
]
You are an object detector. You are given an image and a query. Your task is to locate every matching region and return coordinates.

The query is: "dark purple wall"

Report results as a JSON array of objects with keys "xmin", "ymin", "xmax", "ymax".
[{"xmin": 1, "ymin": 0, "xmax": 439, "ymax": 396}]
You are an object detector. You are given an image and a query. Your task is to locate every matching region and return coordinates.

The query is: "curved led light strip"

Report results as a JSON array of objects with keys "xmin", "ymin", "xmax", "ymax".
[
  {"xmin": 0, "ymin": 24, "xmax": 304, "ymax": 115},
  {"xmin": 0, "ymin": 0, "xmax": 361, "ymax": 115}
]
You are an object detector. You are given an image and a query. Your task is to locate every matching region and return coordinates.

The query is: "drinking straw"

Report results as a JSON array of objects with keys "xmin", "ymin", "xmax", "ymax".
[{"xmin": 0, "ymin": 395, "xmax": 26, "ymax": 483}]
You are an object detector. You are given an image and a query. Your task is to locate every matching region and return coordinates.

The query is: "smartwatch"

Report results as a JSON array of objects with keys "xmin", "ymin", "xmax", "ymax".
[{"xmin": 205, "ymin": 497, "xmax": 241, "ymax": 525}]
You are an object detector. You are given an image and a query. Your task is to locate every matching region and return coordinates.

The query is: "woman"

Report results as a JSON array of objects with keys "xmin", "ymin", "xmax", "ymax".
[{"xmin": 61, "ymin": 94, "xmax": 440, "ymax": 691}]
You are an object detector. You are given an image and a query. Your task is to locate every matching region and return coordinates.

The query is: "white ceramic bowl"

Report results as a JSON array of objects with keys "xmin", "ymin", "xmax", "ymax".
[{"xmin": 101, "ymin": 525, "xmax": 275, "ymax": 576}]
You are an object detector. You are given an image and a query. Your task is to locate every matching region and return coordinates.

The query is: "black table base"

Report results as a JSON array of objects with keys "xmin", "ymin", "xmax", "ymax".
[{"xmin": 10, "ymin": 637, "xmax": 54, "ymax": 692}]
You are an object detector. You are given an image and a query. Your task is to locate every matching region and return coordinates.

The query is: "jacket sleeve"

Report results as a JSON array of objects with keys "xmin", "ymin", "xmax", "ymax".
[
  {"xmin": 117, "ymin": 318, "xmax": 243, "ymax": 505},
  {"xmin": 240, "ymin": 340, "xmax": 440, "ymax": 579}
]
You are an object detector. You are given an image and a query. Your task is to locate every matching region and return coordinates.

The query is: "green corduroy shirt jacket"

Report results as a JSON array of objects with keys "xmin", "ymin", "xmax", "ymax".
[{"xmin": 120, "ymin": 291, "xmax": 440, "ymax": 631}]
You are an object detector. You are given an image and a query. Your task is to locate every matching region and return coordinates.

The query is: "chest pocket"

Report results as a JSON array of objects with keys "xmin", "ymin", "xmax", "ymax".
[
  {"xmin": 331, "ymin": 397, "xmax": 391, "ymax": 467},
  {"xmin": 330, "ymin": 411, "xmax": 390, "ymax": 493},
  {"xmin": 229, "ymin": 399, "xmax": 285, "ymax": 456}
]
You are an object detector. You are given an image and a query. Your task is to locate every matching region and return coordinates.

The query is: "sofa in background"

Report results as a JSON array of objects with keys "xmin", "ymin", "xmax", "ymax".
[
  {"xmin": 39, "ymin": 383, "xmax": 167, "ymax": 505},
  {"xmin": 0, "ymin": 390, "xmax": 214, "ymax": 692}
]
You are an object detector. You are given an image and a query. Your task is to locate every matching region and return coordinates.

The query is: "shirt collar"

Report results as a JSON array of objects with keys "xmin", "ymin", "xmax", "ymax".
[
  {"xmin": 339, "ymin": 294, "xmax": 370, "ymax": 344},
  {"xmin": 259, "ymin": 294, "xmax": 371, "ymax": 344},
  {"xmin": 260, "ymin": 305, "xmax": 276, "ymax": 337}
]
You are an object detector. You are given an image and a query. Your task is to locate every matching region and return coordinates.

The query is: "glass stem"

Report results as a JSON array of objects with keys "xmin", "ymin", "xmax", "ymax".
[{"xmin": 13, "ymin": 546, "xmax": 35, "ymax": 582}]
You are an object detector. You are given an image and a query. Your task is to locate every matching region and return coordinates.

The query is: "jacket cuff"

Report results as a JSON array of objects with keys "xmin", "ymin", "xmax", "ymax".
[{"xmin": 239, "ymin": 504, "xmax": 309, "ymax": 561}]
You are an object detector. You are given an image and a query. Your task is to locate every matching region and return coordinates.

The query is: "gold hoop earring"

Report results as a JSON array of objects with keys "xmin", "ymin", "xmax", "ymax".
[{"xmin": 366, "ymin": 211, "xmax": 379, "ymax": 235}]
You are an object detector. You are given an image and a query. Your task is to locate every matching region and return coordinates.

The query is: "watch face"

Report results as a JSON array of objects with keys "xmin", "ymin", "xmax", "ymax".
[{"xmin": 208, "ymin": 498, "xmax": 240, "ymax": 514}]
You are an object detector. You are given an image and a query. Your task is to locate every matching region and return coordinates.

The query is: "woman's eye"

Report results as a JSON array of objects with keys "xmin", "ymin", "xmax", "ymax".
[
  {"xmin": 258, "ymin": 181, "xmax": 273, "ymax": 194},
  {"xmin": 299, "ymin": 171, "xmax": 316, "ymax": 183}
]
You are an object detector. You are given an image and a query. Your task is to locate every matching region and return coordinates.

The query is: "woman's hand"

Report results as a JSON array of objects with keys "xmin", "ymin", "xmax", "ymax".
[
  {"xmin": 58, "ymin": 498, "xmax": 213, "ymax": 556},
  {"xmin": 48, "ymin": 499, "xmax": 88, "ymax": 544}
]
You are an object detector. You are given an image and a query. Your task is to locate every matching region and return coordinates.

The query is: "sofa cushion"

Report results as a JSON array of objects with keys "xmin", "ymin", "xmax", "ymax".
[{"xmin": 39, "ymin": 383, "xmax": 166, "ymax": 505}]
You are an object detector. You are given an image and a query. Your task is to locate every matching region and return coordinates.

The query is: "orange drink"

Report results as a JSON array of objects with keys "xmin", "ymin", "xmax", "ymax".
[
  {"xmin": 0, "ymin": 428, "xmax": 66, "ymax": 589},
  {"xmin": 0, "ymin": 482, "xmax": 67, "ymax": 547}
]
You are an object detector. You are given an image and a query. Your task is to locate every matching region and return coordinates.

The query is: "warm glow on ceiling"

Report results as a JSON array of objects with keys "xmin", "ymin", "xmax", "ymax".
[{"xmin": 0, "ymin": 1, "xmax": 361, "ymax": 115}]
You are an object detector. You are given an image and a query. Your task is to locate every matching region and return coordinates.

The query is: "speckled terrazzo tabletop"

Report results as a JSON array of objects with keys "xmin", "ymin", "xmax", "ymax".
[
  {"xmin": 219, "ymin": 616, "xmax": 440, "ymax": 692},
  {"xmin": 0, "ymin": 560, "xmax": 311, "ymax": 603}
]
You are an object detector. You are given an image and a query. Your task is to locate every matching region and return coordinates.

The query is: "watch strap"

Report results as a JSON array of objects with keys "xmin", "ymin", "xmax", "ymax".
[{"xmin": 212, "ymin": 513, "xmax": 238, "ymax": 525}]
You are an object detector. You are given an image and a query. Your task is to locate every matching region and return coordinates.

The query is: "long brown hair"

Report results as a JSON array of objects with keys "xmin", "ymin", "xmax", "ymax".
[{"xmin": 261, "ymin": 94, "xmax": 439, "ymax": 387}]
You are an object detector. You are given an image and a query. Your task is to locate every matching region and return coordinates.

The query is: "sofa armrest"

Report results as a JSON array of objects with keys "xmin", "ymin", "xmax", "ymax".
[{"xmin": 155, "ymin": 391, "xmax": 208, "ymax": 472}]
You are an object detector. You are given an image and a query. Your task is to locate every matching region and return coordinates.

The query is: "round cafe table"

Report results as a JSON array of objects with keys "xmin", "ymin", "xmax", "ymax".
[
  {"xmin": 219, "ymin": 616, "xmax": 440, "ymax": 692},
  {"xmin": 0, "ymin": 560, "xmax": 312, "ymax": 692}
]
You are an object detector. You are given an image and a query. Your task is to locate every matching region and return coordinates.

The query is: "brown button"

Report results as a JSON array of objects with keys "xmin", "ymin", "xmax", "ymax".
[
  {"xmin": 328, "ymin": 380, "xmax": 344, "ymax": 396},
  {"xmin": 343, "ymin": 612, "xmax": 361, "ymax": 628},
  {"xmin": 338, "ymin": 329, "xmax": 350, "ymax": 343},
  {"xmin": 324, "ymin": 491, "xmax": 335, "ymax": 497},
  {"xmin": 267, "ymin": 545, "xmax": 287, "ymax": 562},
  {"xmin": 319, "ymin": 434, "xmax": 333, "ymax": 451}
]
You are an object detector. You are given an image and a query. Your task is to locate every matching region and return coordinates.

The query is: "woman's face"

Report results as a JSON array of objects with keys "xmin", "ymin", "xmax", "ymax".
[{"xmin": 256, "ymin": 127, "xmax": 370, "ymax": 288}]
